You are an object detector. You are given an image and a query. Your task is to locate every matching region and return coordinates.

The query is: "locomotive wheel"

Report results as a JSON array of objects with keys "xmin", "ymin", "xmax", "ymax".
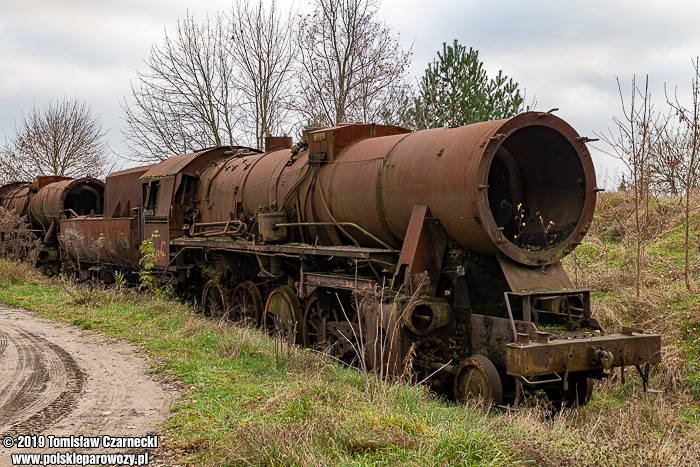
[
  {"xmin": 303, "ymin": 296, "xmax": 339, "ymax": 348},
  {"xmin": 229, "ymin": 281, "xmax": 264, "ymax": 325},
  {"xmin": 410, "ymin": 338, "xmax": 451, "ymax": 389},
  {"xmin": 202, "ymin": 280, "xmax": 228, "ymax": 321},
  {"xmin": 263, "ymin": 286, "xmax": 304, "ymax": 345},
  {"xmin": 546, "ymin": 376, "xmax": 593, "ymax": 409},
  {"xmin": 454, "ymin": 355, "xmax": 503, "ymax": 406}
]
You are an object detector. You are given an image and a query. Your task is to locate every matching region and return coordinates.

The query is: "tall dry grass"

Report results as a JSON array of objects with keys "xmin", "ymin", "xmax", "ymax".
[
  {"xmin": 0, "ymin": 206, "xmax": 38, "ymax": 263},
  {"xmin": 497, "ymin": 393, "xmax": 700, "ymax": 466},
  {"xmin": 502, "ymin": 191, "xmax": 700, "ymax": 466}
]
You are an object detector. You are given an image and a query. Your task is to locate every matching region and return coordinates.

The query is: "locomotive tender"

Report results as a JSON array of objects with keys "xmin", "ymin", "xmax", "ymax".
[{"xmin": 0, "ymin": 112, "xmax": 661, "ymax": 407}]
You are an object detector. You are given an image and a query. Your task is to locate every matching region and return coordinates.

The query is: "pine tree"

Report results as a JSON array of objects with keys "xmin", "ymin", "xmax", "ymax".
[{"xmin": 413, "ymin": 40, "xmax": 525, "ymax": 129}]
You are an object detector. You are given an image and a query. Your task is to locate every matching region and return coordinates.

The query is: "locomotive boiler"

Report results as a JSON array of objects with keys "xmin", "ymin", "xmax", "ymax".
[
  {"xmin": 45, "ymin": 112, "xmax": 661, "ymax": 407},
  {"xmin": 0, "ymin": 176, "xmax": 104, "ymax": 274}
]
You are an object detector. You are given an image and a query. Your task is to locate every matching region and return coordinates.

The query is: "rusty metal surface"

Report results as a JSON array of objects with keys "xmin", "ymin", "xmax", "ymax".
[
  {"xmin": 170, "ymin": 236, "xmax": 397, "ymax": 259},
  {"xmin": 28, "ymin": 178, "xmax": 104, "ymax": 230},
  {"xmin": 497, "ymin": 256, "xmax": 574, "ymax": 293},
  {"xmin": 311, "ymin": 112, "xmax": 596, "ymax": 266},
  {"xmin": 0, "ymin": 181, "xmax": 29, "ymax": 198},
  {"xmin": 104, "ymin": 165, "xmax": 154, "ymax": 218},
  {"xmin": 307, "ymin": 123, "xmax": 409, "ymax": 162},
  {"xmin": 0, "ymin": 182, "xmax": 31, "ymax": 216},
  {"xmin": 34, "ymin": 176, "xmax": 72, "ymax": 190},
  {"xmin": 192, "ymin": 126, "xmax": 412, "ymax": 249},
  {"xmin": 60, "ymin": 217, "xmax": 140, "ymax": 269},
  {"xmin": 140, "ymin": 147, "xmax": 260, "ymax": 267},
  {"xmin": 302, "ymin": 272, "xmax": 375, "ymax": 292},
  {"xmin": 395, "ymin": 205, "xmax": 447, "ymax": 296},
  {"xmin": 186, "ymin": 115, "xmax": 597, "ymax": 265},
  {"xmin": 142, "ymin": 218, "xmax": 170, "ymax": 267},
  {"xmin": 315, "ymin": 132, "xmax": 410, "ymax": 246},
  {"xmin": 363, "ymin": 301, "xmax": 403, "ymax": 375},
  {"xmin": 470, "ymin": 314, "xmax": 539, "ymax": 368},
  {"xmin": 238, "ymin": 150, "xmax": 293, "ymax": 215},
  {"xmin": 198, "ymin": 114, "xmax": 594, "ymax": 267},
  {"xmin": 264, "ymin": 285, "xmax": 304, "ymax": 345},
  {"xmin": 403, "ymin": 299, "xmax": 452, "ymax": 335},
  {"xmin": 258, "ymin": 212, "xmax": 288, "ymax": 242},
  {"xmin": 265, "ymin": 136, "xmax": 293, "ymax": 152},
  {"xmin": 140, "ymin": 149, "xmax": 212, "ymax": 179},
  {"xmin": 505, "ymin": 331, "xmax": 662, "ymax": 377},
  {"xmin": 140, "ymin": 147, "xmax": 253, "ymax": 180},
  {"xmin": 19, "ymin": 115, "xmax": 655, "ymax": 404},
  {"xmin": 195, "ymin": 152, "xmax": 267, "ymax": 224}
]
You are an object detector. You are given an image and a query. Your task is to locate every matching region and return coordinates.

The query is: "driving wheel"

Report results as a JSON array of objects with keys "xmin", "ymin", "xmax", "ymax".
[
  {"xmin": 229, "ymin": 281, "xmax": 264, "ymax": 325},
  {"xmin": 263, "ymin": 285, "xmax": 304, "ymax": 344},
  {"xmin": 454, "ymin": 355, "xmax": 503, "ymax": 406},
  {"xmin": 202, "ymin": 279, "xmax": 228, "ymax": 320},
  {"xmin": 303, "ymin": 295, "xmax": 339, "ymax": 348}
]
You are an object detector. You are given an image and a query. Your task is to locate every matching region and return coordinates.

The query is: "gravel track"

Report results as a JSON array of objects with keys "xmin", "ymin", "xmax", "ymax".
[{"xmin": 0, "ymin": 307, "xmax": 174, "ymax": 465}]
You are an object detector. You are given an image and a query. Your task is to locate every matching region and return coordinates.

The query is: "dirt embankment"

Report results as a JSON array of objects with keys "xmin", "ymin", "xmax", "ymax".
[{"xmin": 0, "ymin": 307, "xmax": 174, "ymax": 464}]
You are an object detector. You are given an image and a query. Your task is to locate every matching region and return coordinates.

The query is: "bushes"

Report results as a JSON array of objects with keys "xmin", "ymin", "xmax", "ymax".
[
  {"xmin": 0, "ymin": 260, "xmax": 34, "ymax": 286},
  {"xmin": 0, "ymin": 206, "xmax": 37, "ymax": 262}
]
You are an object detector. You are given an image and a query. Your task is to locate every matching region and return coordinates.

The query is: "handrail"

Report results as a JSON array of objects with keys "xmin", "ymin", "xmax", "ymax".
[
  {"xmin": 189, "ymin": 220, "xmax": 247, "ymax": 237},
  {"xmin": 273, "ymin": 222, "xmax": 393, "ymax": 250}
]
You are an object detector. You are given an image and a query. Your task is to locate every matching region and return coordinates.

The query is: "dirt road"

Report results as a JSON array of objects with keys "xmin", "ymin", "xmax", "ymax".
[{"xmin": 0, "ymin": 307, "xmax": 174, "ymax": 465}]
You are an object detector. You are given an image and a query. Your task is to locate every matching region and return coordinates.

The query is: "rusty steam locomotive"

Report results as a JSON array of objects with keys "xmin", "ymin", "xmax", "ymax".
[{"xmin": 0, "ymin": 112, "xmax": 661, "ymax": 407}]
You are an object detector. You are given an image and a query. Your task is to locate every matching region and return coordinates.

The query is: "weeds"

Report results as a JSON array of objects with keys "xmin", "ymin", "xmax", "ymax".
[
  {"xmin": 0, "ymin": 260, "xmax": 35, "ymax": 286},
  {"xmin": 501, "ymin": 393, "xmax": 700, "ymax": 466},
  {"xmin": 0, "ymin": 206, "xmax": 38, "ymax": 262},
  {"xmin": 0, "ymin": 190, "xmax": 698, "ymax": 465},
  {"xmin": 139, "ymin": 239, "xmax": 159, "ymax": 295},
  {"xmin": 530, "ymin": 191, "xmax": 700, "ymax": 465},
  {"xmin": 0, "ymin": 258, "xmax": 517, "ymax": 466},
  {"xmin": 113, "ymin": 271, "xmax": 127, "ymax": 291}
]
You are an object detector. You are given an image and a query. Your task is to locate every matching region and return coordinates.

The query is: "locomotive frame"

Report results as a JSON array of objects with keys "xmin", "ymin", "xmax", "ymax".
[{"xmin": 0, "ymin": 112, "xmax": 661, "ymax": 408}]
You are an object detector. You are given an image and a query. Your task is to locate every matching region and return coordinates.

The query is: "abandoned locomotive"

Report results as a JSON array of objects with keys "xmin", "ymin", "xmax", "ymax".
[{"xmin": 0, "ymin": 112, "xmax": 661, "ymax": 407}]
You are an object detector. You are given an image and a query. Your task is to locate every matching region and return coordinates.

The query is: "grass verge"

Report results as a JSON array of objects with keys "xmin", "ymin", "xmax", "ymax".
[
  {"xmin": 1, "ymin": 193, "xmax": 699, "ymax": 466},
  {"xmin": 0, "ymin": 264, "xmax": 515, "ymax": 467}
]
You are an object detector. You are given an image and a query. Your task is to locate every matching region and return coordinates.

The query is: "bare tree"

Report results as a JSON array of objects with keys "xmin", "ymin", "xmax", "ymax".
[
  {"xmin": 0, "ymin": 98, "xmax": 111, "ymax": 183},
  {"xmin": 598, "ymin": 76, "xmax": 663, "ymax": 297},
  {"xmin": 122, "ymin": 12, "xmax": 240, "ymax": 163},
  {"xmin": 650, "ymin": 115, "xmax": 686, "ymax": 199},
  {"xmin": 228, "ymin": 1, "xmax": 295, "ymax": 151},
  {"xmin": 665, "ymin": 59, "xmax": 700, "ymax": 291},
  {"xmin": 295, "ymin": 0, "xmax": 412, "ymax": 126}
]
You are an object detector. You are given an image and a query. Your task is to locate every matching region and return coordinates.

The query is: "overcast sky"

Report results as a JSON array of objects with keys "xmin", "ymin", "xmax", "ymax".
[{"xmin": 3, "ymin": 0, "xmax": 700, "ymax": 186}]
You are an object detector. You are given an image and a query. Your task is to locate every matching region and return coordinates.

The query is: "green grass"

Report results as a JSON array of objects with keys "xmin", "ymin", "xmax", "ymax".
[
  {"xmin": 0, "ymin": 265, "xmax": 516, "ymax": 467},
  {"xmin": 4, "ymin": 260, "xmax": 697, "ymax": 467},
  {"xmin": 679, "ymin": 320, "xmax": 700, "ymax": 398},
  {"xmin": 2, "ymin": 193, "xmax": 700, "ymax": 466}
]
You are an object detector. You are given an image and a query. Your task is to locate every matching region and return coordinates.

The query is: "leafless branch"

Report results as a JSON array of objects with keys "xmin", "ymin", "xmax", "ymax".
[
  {"xmin": 228, "ymin": 0, "xmax": 296, "ymax": 150},
  {"xmin": 0, "ymin": 98, "xmax": 112, "ymax": 183},
  {"xmin": 121, "ymin": 12, "xmax": 242, "ymax": 163},
  {"xmin": 294, "ymin": 0, "xmax": 412, "ymax": 127}
]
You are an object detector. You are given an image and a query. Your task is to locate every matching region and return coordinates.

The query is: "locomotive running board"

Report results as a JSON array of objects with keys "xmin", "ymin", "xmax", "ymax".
[
  {"xmin": 298, "ymin": 272, "xmax": 375, "ymax": 298},
  {"xmin": 170, "ymin": 236, "xmax": 398, "ymax": 260}
]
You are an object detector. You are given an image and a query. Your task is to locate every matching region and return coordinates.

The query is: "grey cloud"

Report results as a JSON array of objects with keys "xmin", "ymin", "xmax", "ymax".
[{"xmin": 2, "ymin": 0, "xmax": 700, "ymax": 178}]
